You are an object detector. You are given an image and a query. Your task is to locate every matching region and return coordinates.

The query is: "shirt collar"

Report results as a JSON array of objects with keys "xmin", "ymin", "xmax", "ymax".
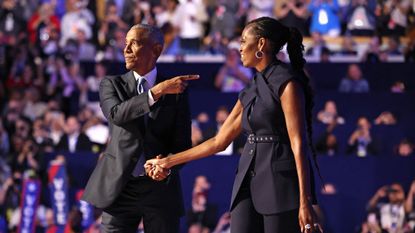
[{"xmin": 133, "ymin": 67, "xmax": 157, "ymax": 87}]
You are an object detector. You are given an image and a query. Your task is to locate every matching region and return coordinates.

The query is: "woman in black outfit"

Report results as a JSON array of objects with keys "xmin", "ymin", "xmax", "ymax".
[{"xmin": 146, "ymin": 17, "xmax": 322, "ymax": 233}]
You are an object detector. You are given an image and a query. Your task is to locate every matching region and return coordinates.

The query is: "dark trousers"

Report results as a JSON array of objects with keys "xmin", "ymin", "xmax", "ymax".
[
  {"xmin": 101, "ymin": 177, "xmax": 180, "ymax": 233},
  {"xmin": 230, "ymin": 176, "xmax": 301, "ymax": 233}
]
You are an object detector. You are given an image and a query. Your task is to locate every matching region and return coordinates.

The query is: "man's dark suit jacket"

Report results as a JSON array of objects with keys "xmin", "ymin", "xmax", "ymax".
[
  {"xmin": 82, "ymin": 70, "xmax": 191, "ymax": 216},
  {"xmin": 56, "ymin": 133, "xmax": 92, "ymax": 152}
]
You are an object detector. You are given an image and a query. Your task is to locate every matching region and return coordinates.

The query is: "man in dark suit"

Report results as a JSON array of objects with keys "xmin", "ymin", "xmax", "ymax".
[
  {"xmin": 82, "ymin": 24, "xmax": 198, "ymax": 233},
  {"xmin": 56, "ymin": 116, "xmax": 92, "ymax": 152}
]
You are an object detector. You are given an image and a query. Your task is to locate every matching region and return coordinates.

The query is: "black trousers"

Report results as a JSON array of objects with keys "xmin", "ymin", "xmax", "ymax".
[
  {"xmin": 230, "ymin": 175, "xmax": 301, "ymax": 233},
  {"xmin": 101, "ymin": 177, "xmax": 180, "ymax": 233}
]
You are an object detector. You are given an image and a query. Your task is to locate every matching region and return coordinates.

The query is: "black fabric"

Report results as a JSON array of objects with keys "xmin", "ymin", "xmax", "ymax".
[
  {"xmin": 231, "ymin": 176, "xmax": 301, "ymax": 233},
  {"xmin": 231, "ymin": 61, "xmax": 316, "ymax": 215},
  {"xmin": 101, "ymin": 177, "xmax": 180, "ymax": 233}
]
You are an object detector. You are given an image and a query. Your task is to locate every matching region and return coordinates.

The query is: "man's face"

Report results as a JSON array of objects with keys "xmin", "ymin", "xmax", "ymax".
[{"xmin": 124, "ymin": 28, "xmax": 159, "ymax": 74}]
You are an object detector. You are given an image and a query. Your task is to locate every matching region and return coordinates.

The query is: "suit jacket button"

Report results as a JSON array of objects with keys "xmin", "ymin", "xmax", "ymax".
[
  {"xmin": 250, "ymin": 171, "xmax": 256, "ymax": 177},
  {"xmin": 249, "ymin": 149, "xmax": 254, "ymax": 155}
]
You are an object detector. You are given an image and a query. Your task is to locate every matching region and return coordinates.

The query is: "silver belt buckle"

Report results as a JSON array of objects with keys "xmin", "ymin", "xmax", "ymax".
[{"xmin": 248, "ymin": 134, "xmax": 255, "ymax": 144}]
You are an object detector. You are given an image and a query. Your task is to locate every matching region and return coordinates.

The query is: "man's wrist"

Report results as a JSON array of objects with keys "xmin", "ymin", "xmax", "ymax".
[{"xmin": 150, "ymin": 87, "xmax": 162, "ymax": 101}]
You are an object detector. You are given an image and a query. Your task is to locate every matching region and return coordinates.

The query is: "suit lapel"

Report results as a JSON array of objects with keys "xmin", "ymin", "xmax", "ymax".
[{"xmin": 122, "ymin": 71, "xmax": 138, "ymax": 98}]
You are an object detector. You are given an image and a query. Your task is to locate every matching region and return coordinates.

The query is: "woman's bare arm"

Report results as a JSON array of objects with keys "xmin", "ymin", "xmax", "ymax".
[
  {"xmin": 152, "ymin": 100, "xmax": 243, "ymax": 169},
  {"xmin": 280, "ymin": 80, "xmax": 321, "ymax": 231}
]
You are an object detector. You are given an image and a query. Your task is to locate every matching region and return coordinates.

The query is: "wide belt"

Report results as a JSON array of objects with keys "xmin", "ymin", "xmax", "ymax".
[{"xmin": 247, "ymin": 134, "xmax": 279, "ymax": 144}]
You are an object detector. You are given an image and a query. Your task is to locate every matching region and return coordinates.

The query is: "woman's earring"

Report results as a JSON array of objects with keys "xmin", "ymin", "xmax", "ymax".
[{"xmin": 255, "ymin": 51, "xmax": 264, "ymax": 59}]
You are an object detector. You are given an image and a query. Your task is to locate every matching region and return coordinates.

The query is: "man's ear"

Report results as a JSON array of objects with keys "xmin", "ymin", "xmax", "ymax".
[{"xmin": 153, "ymin": 43, "xmax": 163, "ymax": 58}]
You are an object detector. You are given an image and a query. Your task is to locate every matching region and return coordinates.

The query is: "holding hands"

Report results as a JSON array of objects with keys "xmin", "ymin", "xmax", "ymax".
[{"xmin": 145, "ymin": 156, "xmax": 170, "ymax": 181}]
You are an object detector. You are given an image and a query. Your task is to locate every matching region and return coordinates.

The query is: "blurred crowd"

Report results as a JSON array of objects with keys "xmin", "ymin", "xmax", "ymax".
[{"xmin": 357, "ymin": 180, "xmax": 415, "ymax": 233}]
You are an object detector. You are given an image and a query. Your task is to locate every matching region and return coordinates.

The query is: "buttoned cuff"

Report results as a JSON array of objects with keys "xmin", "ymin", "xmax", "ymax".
[{"xmin": 147, "ymin": 90, "xmax": 156, "ymax": 106}]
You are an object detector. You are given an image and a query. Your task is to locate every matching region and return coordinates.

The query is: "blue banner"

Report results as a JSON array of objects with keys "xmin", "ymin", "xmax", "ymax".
[
  {"xmin": 18, "ymin": 179, "xmax": 41, "ymax": 233},
  {"xmin": 76, "ymin": 190, "xmax": 94, "ymax": 228},
  {"xmin": 48, "ymin": 161, "xmax": 69, "ymax": 227}
]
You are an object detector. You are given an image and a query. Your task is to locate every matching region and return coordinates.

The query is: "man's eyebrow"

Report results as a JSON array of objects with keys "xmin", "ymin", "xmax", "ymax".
[{"xmin": 126, "ymin": 39, "xmax": 141, "ymax": 43}]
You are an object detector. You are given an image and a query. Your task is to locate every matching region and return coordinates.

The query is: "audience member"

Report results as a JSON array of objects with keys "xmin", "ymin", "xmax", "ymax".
[
  {"xmin": 317, "ymin": 100, "xmax": 345, "ymax": 125},
  {"xmin": 191, "ymin": 120, "xmax": 204, "ymax": 147},
  {"xmin": 209, "ymin": 1, "xmax": 238, "ymax": 41},
  {"xmin": 56, "ymin": 116, "xmax": 92, "ymax": 153},
  {"xmin": 308, "ymin": 0, "xmax": 341, "ymax": 36},
  {"xmin": 59, "ymin": 0, "xmax": 94, "ymax": 47},
  {"xmin": 276, "ymin": 0, "xmax": 309, "ymax": 36},
  {"xmin": 374, "ymin": 111, "xmax": 397, "ymax": 125},
  {"xmin": 306, "ymin": 32, "xmax": 329, "ymax": 57},
  {"xmin": 345, "ymin": 0, "xmax": 376, "ymax": 36},
  {"xmin": 173, "ymin": 0, "xmax": 208, "ymax": 53},
  {"xmin": 367, "ymin": 183, "xmax": 408, "ymax": 232},
  {"xmin": 97, "ymin": 2, "xmax": 128, "ymax": 48},
  {"xmin": 347, "ymin": 116, "xmax": 378, "ymax": 156},
  {"xmin": 338, "ymin": 64, "xmax": 370, "ymax": 92},
  {"xmin": 155, "ymin": 0, "xmax": 180, "ymax": 27},
  {"xmin": 395, "ymin": 139, "xmax": 414, "ymax": 156},
  {"xmin": 187, "ymin": 176, "xmax": 217, "ymax": 233},
  {"xmin": 358, "ymin": 212, "xmax": 388, "ymax": 233},
  {"xmin": 246, "ymin": 0, "xmax": 274, "ymax": 22},
  {"xmin": 315, "ymin": 122, "xmax": 339, "ymax": 156},
  {"xmin": 338, "ymin": 35, "xmax": 358, "ymax": 55},
  {"xmin": 382, "ymin": 0, "xmax": 411, "ymax": 36},
  {"xmin": 214, "ymin": 48, "xmax": 252, "ymax": 92},
  {"xmin": 362, "ymin": 36, "xmax": 388, "ymax": 63},
  {"xmin": 390, "ymin": 81, "xmax": 406, "ymax": 93}
]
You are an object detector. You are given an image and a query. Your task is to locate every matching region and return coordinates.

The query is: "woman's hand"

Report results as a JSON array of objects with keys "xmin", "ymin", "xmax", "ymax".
[
  {"xmin": 144, "ymin": 156, "xmax": 170, "ymax": 181},
  {"xmin": 299, "ymin": 203, "xmax": 323, "ymax": 233}
]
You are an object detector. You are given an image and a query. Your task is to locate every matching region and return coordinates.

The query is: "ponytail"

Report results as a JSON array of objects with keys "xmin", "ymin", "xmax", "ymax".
[
  {"xmin": 286, "ymin": 27, "xmax": 306, "ymax": 72},
  {"xmin": 286, "ymin": 27, "xmax": 323, "ymax": 184}
]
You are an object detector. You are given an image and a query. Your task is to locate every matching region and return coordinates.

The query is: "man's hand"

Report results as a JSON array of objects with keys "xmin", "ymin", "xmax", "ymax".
[
  {"xmin": 150, "ymin": 75, "xmax": 199, "ymax": 101},
  {"xmin": 145, "ymin": 155, "xmax": 171, "ymax": 181}
]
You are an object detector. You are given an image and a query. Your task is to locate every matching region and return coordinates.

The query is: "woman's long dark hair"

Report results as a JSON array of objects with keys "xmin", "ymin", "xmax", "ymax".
[{"xmin": 246, "ymin": 17, "xmax": 321, "ymax": 181}]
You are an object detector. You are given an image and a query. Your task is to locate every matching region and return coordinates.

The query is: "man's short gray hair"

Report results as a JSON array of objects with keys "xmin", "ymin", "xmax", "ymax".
[{"xmin": 131, "ymin": 24, "xmax": 164, "ymax": 47}]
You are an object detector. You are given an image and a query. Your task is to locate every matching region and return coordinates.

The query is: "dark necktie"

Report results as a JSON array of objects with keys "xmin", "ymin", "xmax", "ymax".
[{"xmin": 132, "ymin": 78, "xmax": 147, "ymax": 176}]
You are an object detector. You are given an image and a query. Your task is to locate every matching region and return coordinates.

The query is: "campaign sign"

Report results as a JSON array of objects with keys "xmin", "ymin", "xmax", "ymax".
[
  {"xmin": 48, "ymin": 162, "xmax": 69, "ymax": 226},
  {"xmin": 76, "ymin": 190, "xmax": 94, "ymax": 228},
  {"xmin": 17, "ymin": 179, "xmax": 41, "ymax": 233}
]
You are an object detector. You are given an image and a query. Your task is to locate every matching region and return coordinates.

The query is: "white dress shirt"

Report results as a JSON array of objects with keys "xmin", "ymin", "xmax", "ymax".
[{"xmin": 133, "ymin": 67, "xmax": 157, "ymax": 106}]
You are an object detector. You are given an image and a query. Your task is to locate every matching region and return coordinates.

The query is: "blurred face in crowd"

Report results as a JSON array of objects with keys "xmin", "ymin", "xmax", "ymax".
[
  {"xmin": 69, "ymin": 62, "xmax": 80, "ymax": 77},
  {"xmin": 216, "ymin": 108, "xmax": 229, "ymax": 125},
  {"xmin": 357, "ymin": 117, "xmax": 371, "ymax": 131},
  {"xmin": 2, "ymin": 0, "xmax": 16, "ymax": 9},
  {"xmin": 239, "ymin": 27, "xmax": 261, "ymax": 68},
  {"xmin": 398, "ymin": 141, "xmax": 413, "ymax": 156},
  {"xmin": 324, "ymin": 100, "xmax": 337, "ymax": 114},
  {"xmin": 124, "ymin": 27, "xmax": 162, "ymax": 75},
  {"xmin": 15, "ymin": 119, "xmax": 30, "ymax": 138},
  {"xmin": 39, "ymin": 2, "xmax": 53, "ymax": 17},
  {"xmin": 95, "ymin": 63, "xmax": 106, "ymax": 78},
  {"xmin": 348, "ymin": 64, "xmax": 362, "ymax": 81},
  {"xmin": 226, "ymin": 49, "xmax": 240, "ymax": 65},
  {"xmin": 388, "ymin": 183, "xmax": 405, "ymax": 204},
  {"xmin": 65, "ymin": 117, "xmax": 80, "ymax": 135},
  {"xmin": 194, "ymin": 175, "xmax": 210, "ymax": 192}
]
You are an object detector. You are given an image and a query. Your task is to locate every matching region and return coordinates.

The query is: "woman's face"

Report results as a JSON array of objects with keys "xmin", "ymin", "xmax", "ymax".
[{"xmin": 239, "ymin": 27, "xmax": 260, "ymax": 68}]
